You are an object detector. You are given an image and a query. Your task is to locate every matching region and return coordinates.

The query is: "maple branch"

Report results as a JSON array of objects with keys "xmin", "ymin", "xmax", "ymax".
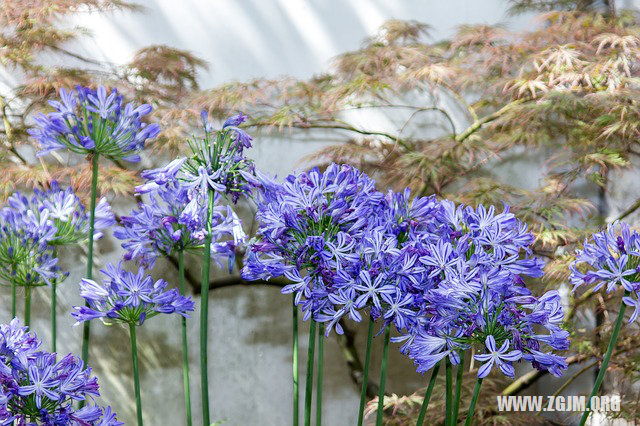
[{"xmin": 454, "ymin": 99, "xmax": 525, "ymax": 143}]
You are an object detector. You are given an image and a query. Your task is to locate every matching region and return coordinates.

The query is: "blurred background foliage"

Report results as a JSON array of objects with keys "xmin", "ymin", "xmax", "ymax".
[{"xmin": 2, "ymin": 0, "xmax": 640, "ymax": 423}]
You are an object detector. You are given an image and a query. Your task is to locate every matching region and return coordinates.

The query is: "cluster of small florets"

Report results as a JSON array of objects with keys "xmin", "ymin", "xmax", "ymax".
[
  {"xmin": 242, "ymin": 163, "xmax": 386, "ymax": 323},
  {"xmin": 0, "ymin": 318, "xmax": 122, "ymax": 425},
  {"xmin": 570, "ymin": 221, "xmax": 640, "ymax": 322},
  {"xmin": 180, "ymin": 111, "xmax": 257, "ymax": 204},
  {"xmin": 72, "ymin": 262, "xmax": 195, "ymax": 326},
  {"xmin": 28, "ymin": 86, "xmax": 159, "ymax": 162},
  {"xmin": 244, "ymin": 166, "xmax": 570, "ymax": 378},
  {"xmin": 397, "ymin": 201, "xmax": 568, "ymax": 378},
  {"xmin": 115, "ymin": 157, "xmax": 246, "ymax": 268}
]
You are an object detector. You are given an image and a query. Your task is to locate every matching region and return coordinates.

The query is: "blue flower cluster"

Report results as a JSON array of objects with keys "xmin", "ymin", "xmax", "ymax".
[
  {"xmin": 244, "ymin": 165, "xmax": 569, "ymax": 379},
  {"xmin": 7, "ymin": 181, "xmax": 115, "ymax": 246},
  {"xmin": 570, "ymin": 222, "xmax": 640, "ymax": 322},
  {"xmin": 181, "ymin": 111, "xmax": 257, "ymax": 203},
  {"xmin": 29, "ymin": 86, "xmax": 159, "ymax": 162},
  {"xmin": 0, "ymin": 203, "xmax": 63, "ymax": 289},
  {"xmin": 72, "ymin": 262, "xmax": 195, "ymax": 325},
  {"xmin": 115, "ymin": 158, "xmax": 246, "ymax": 268},
  {"xmin": 0, "ymin": 318, "xmax": 122, "ymax": 425},
  {"xmin": 242, "ymin": 163, "xmax": 386, "ymax": 323}
]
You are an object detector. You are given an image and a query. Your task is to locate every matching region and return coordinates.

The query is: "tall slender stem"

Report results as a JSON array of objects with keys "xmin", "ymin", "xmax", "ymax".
[
  {"xmin": 464, "ymin": 378, "xmax": 483, "ymax": 426},
  {"xmin": 292, "ymin": 296, "xmax": 299, "ymax": 426},
  {"xmin": 129, "ymin": 323, "xmax": 144, "ymax": 426},
  {"xmin": 81, "ymin": 153, "xmax": 99, "ymax": 367},
  {"xmin": 445, "ymin": 357, "xmax": 453, "ymax": 426},
  {"xmin": 316, "ymin": 322, "xmax": 324, "ymax": 426},
  {"xmin": 375, "ymin": 324, "xmax": 391, "ymax": 426},
  {"xmin": 51, "ymin": 248, "xmax": 57, "ymax": 353},
  {"xmin": 11, "ymin": 281, "xmax": 16, "ymax": 318},
  {"xmin": 51, "ymin": 282, "xmax": 57, "ymax": 352},
  {"xmin": 24, "ymin": 286, "xmax": 31, "ymax": 326},
  {"xmin": 415, "ymin": 361, "xmax": 441, "ymax": 426},
  {"xmin": 357, "ymin": 315, "xmax": 375, "ymax": 426},
  {"xmin": 178, "ymin": 250, "xmax": 192, "ymax": 426},
  {"xmin": 304, "ymin": 319, "xmax": 317, "ymax": 426},
  {"xmin": 578, "ymin": 290, "xmax": 630, "ymax": 426},
  {"xmin": 200, "ymin": 191, "xmax": 215, "ymax": 426},
  {"xmin": 452, "ymin": 351, "xmax": 465, "ymax": 425}
]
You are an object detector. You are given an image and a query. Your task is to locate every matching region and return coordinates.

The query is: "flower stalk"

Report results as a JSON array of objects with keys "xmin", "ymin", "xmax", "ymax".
[
  {"xmin": 129, "ymin": 323, "xmax": 144, "ymax": 426},
  {"xmin": 304, "ymin": 319, "xmax": 317, "ymax": 426},
  {"xmin": 292, "ymin": 296, "xmax": 299, "ymax": 426},
  {"xmin": 24, "ymin": 285, "xmax": 31, "ymax": 326},
  {"xmin": 81, "ymin": 153, "xmax": 100, "ymax": 367},
  {"xmin": 357, "ymin": 315, "xmax": 375, "ymax": 426},
  {"xmin": 415, "ymin": 361, "xmax": 441, "ymax": 426},
  {"xmin": 464, "ymin": 378, "xmax": 483, "ymax": 426},
  {"xmin": 445, "ymin": 357, "xmax": 453, "ymax": 426},
  {"xmin": 375, "ymin": 324, "xmax": 391, "ymax": 426},
  {"xmin": 316, "ymin": 322, "xmax": 324, "ymax": 426},
  {"xmin": 578, "ymin": 289, "xmax": 630, "ymax": 426},
  {"xmin": 200, "ymin": 190, "xmax": 215, "ymax": 426},
  {"xmin": 452, "ymin": 351, "xmax": 465, "ymax": 425},
  {"xmin": 178, "ymin": 250, "xmax": 193, "ymax": 426}
]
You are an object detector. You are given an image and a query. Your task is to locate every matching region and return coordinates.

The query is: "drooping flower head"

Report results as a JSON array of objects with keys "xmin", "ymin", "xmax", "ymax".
[
  {"xmin": 397, "ymin": 201, "xmax": 568, "ymax": 379},
  {"xmin": 180, "ymin": 110, "xmax": 257, "ymax": 203},
  {"xmin": 115, "ymin": 158, "xmax": 246, "ymax": 268},
  {"xmin": 0, "ymin": 318, "xmax": 122, "ymax": 425},
  {"xmin": 570, "ymin": 221, "xmax": 640, "ymax": 322},
  {"xmin": 72, "ymin": 262, "xmax": 195, "ymax": 326},
  {"xmin": 6, "ymin": 181, "xmax": 116, "ymax": 246},
  {"xmin": 242, "ymin": 163, "xmax": 385, "ymax": 323},
  {"xmin": 29, "ymin": 86, "xmax": 159, "ymax": 162},
  {"xmin": 0, "ymin": 205, "xmax": 65, "ymax": 289}
]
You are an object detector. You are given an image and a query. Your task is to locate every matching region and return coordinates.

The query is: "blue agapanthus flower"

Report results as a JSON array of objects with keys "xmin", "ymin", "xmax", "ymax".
[
  {"xmin": 396, "ymin": 201, "xmax": 568, "ymax": 379},
  {"xmin": 0, "ymin": 318, "xmax": 122, "ymax": 425},
  {"xmin": 242, "ymin": 163, "xmax": 386, "ymax": 325},
  {"xmin": 29, "ymin": 86, "xmax": 159, "ymax": 162},
  {"xmin": 114, "ymin": 158, "xmax": 246, "ymax": 268},
  {"xmin": 180, "ymin": 111, "xmax": 257, "ymax": 203},
  {"xmin": 0, "ymin": 205, "xmax": 65, "ymax": 289},
  {"xmin": 570, "ymin": 221, "xmax": 640, "ymax": 322},
  {"xmin": 6, "ymin": 182, "xmax": 115, "ymax": 246},
  {"xmin": 72, "ymin": 262, "xmax": 195, "ymax": 325}
]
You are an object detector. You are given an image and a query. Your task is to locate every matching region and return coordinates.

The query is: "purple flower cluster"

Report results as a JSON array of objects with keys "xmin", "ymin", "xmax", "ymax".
[
  {"xmin": 398, "ymin": 201, "xmax": 568, "ymax": 378},
  {"xmin": 181, "ymin": 111, "xmax": 257, "ymax": 203},
  {"xmin": 570, "ymin": 222, "xmax": 640, "ymax": 322},
  {"xmin": 0, "ymin": 202, "xmax": 64, "ymax": 289},
  {"xmin": 29, "ymin": 86, "xmax": 159, "ymax": 162},
  {"xmin": 242, "ymin": 163, "xmax": 386, "ymax": 323},
  {"xmin": 244, "ymin": 163, "xmax": 569, "ymax": 379},
  {"xmin": 7, "ymin": 181, "xmax": 115, "ymax": 246},
  {"xmin": 0, "ymin": 318, "xmax": 122, "ymax": 425},
  {"xmin": 72, "ymin": 262, "xmax": 195, "ymax": 326},
  {"xmin": 114, "ymin": 158, "xmax": 246, "ymax": 268}
]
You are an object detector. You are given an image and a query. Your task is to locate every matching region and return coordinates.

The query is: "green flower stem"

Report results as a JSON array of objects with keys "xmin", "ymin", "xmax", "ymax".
[
  {"xmin": 51, "ymin": 282, "xmax": 57, "ymax": 352},
  {"xmin": 24, "ymin": 286, "xmax": 31, "ymax": 326},
  {"xmin": 304, "ymin": 319, "xmax": 317, "ymax": 426},
  {"xmin": 178, "ymin": 250, "xmax": 193, "ymax": 426},
  {"xmin": 578, "ymin": 289, "xmax": 630, "ymax": 426},
  {"xmin": 200, "ymin": 191, "xmax": 215, "ymax": 426},
  {"xmin": 292, "ymin": 297, "xmax": 299, "ymax": 426},
  {"xmin": 357, "ymin": 315, "xmax": 375, "ymax": 426},
  {"xmin": 464, "ymin": 378, "xmax": 483, "ymax": 426},
  {"xmin": 415, "ymin": 361, "xmax": 441, "ymax": 426},
  {"xmin": 129, "ymin": 323, "xmax": 144, "ymax": 426},
  {"xmin": 81, "ymin": 153, "xmax": 100, "ymax": 367},
  {"xmin": 375, "ymin": 323, "xmax": 391, "ymax": 426},
  {"xmin": 316, "ymin": 322, "xmax": 324, "ymax": 426},
  {"xmin": 445, "ymin": 357, "xmax": 452, "ymax": 426},
  {"xmin": 51, "ymin": 248, "xmax": 57, "ymax": 354},
  {"xmin": 11, "ymin": 281, "xmax": 16, "ymax": 318},
  {"xmin": 452, "ymin": 351, "xmax": 465, "ymax": 425}
]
